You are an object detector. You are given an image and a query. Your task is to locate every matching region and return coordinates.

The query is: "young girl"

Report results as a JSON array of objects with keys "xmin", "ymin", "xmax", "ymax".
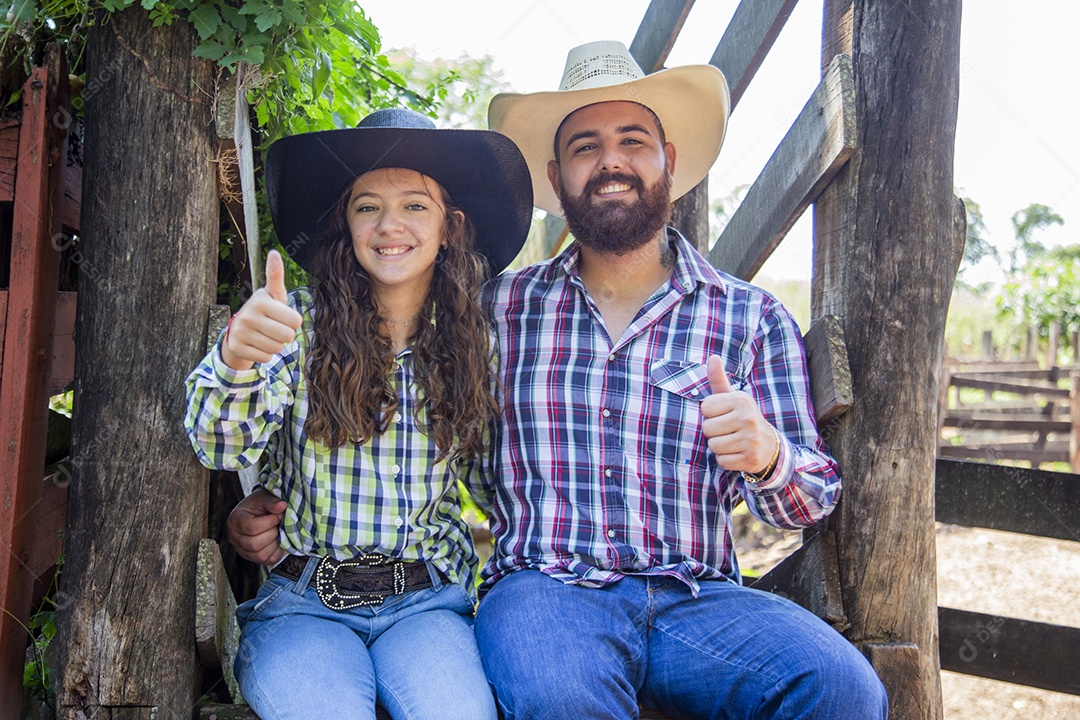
[{"xmin": 185, "ymin": 108, "xmax": 532, "ymax": 720}]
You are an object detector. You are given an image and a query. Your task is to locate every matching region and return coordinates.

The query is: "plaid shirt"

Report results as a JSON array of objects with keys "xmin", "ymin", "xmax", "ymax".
[
  {"xmin": 480, "ymin": 229, "xmax": 840, "ymax": 594},
  {"xmin": 184, "ymin": 289, "xmax": 481, "ymax": 595}
]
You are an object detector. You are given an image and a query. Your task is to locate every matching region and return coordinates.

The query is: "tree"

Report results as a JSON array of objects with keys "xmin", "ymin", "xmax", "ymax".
[
  {"xmin": 1008, "ymin": 202, "xmax": 1064, "ymax": 272},
  {"xmin": 997, "ymin": 243, "xmax": 1080, "ymax": 358},
  {"xmin": 52, "ymin": 6, "xmax": 219, "ymax": 717},
  {"xmin": 386, "ymin": 48, "xmax": 511, "ymax": 129}
]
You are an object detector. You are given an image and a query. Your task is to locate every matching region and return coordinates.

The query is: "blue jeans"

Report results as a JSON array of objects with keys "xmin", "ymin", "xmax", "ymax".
[
  {"xmin": 475, "ymin": 570, "xmax": 888, "ymax": 720},
  {"xmin": 234, "ymin": 557, "xmax": 496, "ymax": 720}
]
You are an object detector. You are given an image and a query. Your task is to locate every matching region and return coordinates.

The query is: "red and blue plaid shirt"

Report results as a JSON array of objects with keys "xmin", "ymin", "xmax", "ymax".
[{"xmin": 479, "ymin": 230, "xmax": 840, "ymax": 594}]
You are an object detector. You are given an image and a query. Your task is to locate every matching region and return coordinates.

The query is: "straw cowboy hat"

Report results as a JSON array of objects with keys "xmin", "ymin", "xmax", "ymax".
[
  {"xmin": 489, "ymin": 40, "xmax": 731, "ymax": 217},
  {"xmin": 265, "ymin": 108, "xmax": 534, "ymax": 276}
]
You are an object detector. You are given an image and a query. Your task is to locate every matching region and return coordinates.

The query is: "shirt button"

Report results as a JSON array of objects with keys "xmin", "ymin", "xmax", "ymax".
[
  {"xmin": 394, "ymin": 517, "xmax": 404, "ymax": 528},
  {"xmin": 608, "ymin": 354, "xmax": 615, "ymax": 362},
  {"xmin": 691, "ymin": 388, "xmax": 700, "ymax": 397},
  {"xmin": 393, "ymin": 412, "xmax": 402, "ymax": 423},
  {"xmin": 392, "ymin": 464, "xmax": 401, "ymax": 475},
  {"xmin": 605, "ymin": 468, "xmax": 612, "ymax": 478},
  {"xmin": 607, "ymin": 529, "xmax": 616, "ymax": 538},
  {"xmin": 602, "ymin": 409, "xmax": 611, "ymax": 418}
]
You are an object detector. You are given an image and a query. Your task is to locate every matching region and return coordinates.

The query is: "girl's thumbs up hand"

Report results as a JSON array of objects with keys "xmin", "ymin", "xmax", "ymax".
[{"xmin": 220, "ymin": 251, "xmax": 304, "ymax": 371}]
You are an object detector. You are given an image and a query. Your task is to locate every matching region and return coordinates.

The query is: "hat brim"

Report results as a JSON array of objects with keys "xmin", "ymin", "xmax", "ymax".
[
  {"xmin": 488, "ymin": 65, "xmax": 730, "ymax": 217},
  {"xmin": 265, "ymin": 126, "xmax": 533, "ymax": 275}
]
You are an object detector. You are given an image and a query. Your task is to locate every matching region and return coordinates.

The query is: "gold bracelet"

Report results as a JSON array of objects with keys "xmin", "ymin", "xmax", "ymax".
[{"xmin": 741, "ymin": 427, "xmax": 781, "ymax": 484}]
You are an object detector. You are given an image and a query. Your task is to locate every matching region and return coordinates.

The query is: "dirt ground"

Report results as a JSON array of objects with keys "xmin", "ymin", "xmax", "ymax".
[{"xmin": 735, "ymin": 518, "xmax": 1080, "ymax": 719}]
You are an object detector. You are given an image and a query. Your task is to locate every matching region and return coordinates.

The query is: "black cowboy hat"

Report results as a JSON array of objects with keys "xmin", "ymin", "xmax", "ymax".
[{"xmin": 265, "ymin": 108, "xmax": 533, "ymax": 275}]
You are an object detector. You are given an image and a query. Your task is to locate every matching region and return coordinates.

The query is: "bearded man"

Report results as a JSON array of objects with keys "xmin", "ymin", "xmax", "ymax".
[{"xmin": 473, "ymin": 41, "xmax": 887, "ymax": 720}]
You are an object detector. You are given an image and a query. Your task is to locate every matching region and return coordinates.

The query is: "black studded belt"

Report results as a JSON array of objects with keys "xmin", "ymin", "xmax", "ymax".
[{"xmin": 272, "ymin": 554, "xmax": 434, "ymax": 611}]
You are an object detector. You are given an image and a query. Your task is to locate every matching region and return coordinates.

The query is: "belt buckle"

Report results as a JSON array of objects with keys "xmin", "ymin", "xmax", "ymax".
[{"xmin": 314, "ymin": 555, "xmax": 407, "ymax": 611}]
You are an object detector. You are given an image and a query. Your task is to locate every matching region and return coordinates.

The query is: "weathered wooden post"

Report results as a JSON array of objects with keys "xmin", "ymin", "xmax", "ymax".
[
  {"xmin": 54, "ymin": 6, "xmax": 219, "ymax": 718},
  {"xmin": 0, "ymin": 48, "xmax": 68, "ymax": 719},
  {"xmin": 813, "ymin": 1, "xmax": 964, "ymax": 717}
]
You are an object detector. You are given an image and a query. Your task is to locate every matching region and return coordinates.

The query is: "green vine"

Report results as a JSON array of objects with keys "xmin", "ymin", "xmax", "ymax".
[{"xmin": 1, "ymin": 0, "xmax": 442, "ymax": 143}]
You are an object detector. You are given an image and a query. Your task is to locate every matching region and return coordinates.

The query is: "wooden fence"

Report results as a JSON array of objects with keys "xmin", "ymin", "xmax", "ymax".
[{"xmin": 939, "ymin": 325, "xmax": 1080, "ymax": 470}]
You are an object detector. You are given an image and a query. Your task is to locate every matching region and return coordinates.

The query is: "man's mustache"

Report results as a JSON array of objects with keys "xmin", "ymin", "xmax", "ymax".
[{"xmin": 582, "ymin": 172, "xmax": 644, "ymax": 197}]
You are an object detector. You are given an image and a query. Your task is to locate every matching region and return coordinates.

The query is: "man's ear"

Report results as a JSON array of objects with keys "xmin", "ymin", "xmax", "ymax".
[
  {"xmin": 547, "ymin": 159, "xmax": 562, "ymax": 201},
  {"xmin": 664, "ymin": 141, "xmax": 677, "ymax": 176}
]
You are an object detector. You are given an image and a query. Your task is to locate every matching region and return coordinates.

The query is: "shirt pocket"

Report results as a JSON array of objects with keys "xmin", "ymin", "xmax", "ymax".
[
  {"xmin": 643, "ymin": 360, "xmax": 713, "ymax": 479},
  {"xmin": 648, "ymin": 359, "xmax": 712, "ymax": 400}
]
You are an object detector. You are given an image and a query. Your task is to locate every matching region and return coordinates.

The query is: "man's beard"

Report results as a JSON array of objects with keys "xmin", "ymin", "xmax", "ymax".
[{"xmin": 560, "ymin": 171, "xmax": 673, "ymax": 256}]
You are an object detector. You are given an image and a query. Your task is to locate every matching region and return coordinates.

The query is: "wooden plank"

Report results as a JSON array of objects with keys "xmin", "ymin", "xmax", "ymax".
[
  {"xmin": 862, "ymin": 642, "xmax": 923, "ymax": 720},
  {"xmin": 949, "ymin": 374, "xmax": 1069, "ymax": 398},
  {"xmin": 0, "ymin": 118, "xmax": 17, "ymax": 202},
  {"xmin": 938, "ymin": 607, "xmax": 1080, "ymax": 696},
  {"xmin": 61, "ymin": 118, "xmax": 82, "ymax": 234},
  {"xmin": 941, "ymin": 416, "xmax": 1070, "ymax": 433},
  {"xmin": 0, "ymin": 55, "xmax": 68, "ymax": 719},
  {"xmin": 709, "ymin": 54, "xmax": 855, "ymax": 280},
  {"xmin": 195, "ymin": 539, "xmax": 241, "ymax": 702},
  {"xmin": 629, "ymin": 0, "xmax": 695, "ymax": 73},
  {"xmin": 803, "ymin": 314, "xmax": 853, "ymax": 424},
  {"xmin": 750, "ymin": 530, "xmax": 846, "ymax": 628},
  {"xmin": 935, "ymin": 458, "xmax": 1080, "ymax": 541},
  {"xmin": 709, "ymin": 0, "xmax": 799, "ymax": 108},
  {"xmin": 29, "ymin": 471, "xmax": 67, "ymax": 609},
  {"xmin": 49, "ymin": 291, "xmax": 77, "ymax": 394},
  {"xmin": 937, "ymin": 445, "xmax": 1069, "ymax": 465}
]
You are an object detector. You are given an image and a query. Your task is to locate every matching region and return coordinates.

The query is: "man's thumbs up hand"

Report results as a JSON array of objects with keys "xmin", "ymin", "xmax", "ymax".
[
  {"xmin": 707, "ymin": 354, "xmax": 733, "ymax": 394},
  {"xmin": 220, "ymin": 250, "xmax": 304, "ymax": 371},
  {"xmin": 700, "ymin": 354, "xmax": 778, "ymax": 475}
]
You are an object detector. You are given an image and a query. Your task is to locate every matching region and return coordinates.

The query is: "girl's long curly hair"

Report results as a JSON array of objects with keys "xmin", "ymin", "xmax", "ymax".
[{"xmin": 303, "ymin": 176, "xmax": 498, "ymax": 462}]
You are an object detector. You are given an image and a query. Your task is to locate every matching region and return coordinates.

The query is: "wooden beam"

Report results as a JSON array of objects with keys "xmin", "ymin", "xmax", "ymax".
[
  {"xmin": 938, "ymin": 607, "xmax": 1080, "ymax": 696},
  {"xmin": 195, "ymin": 540, "xmax": 241, "ymax": 702},
  {"xmin": 940, "ymin": 416, "xmax": 1070, "ymax": 433},
  {"xmin": 629, "ymin": 0, "xmax": 695, "ymax": 73},
  {"xmin": 813, "ymin": 2, "xmax": 963, "ymax": 715},
  {"xmin": 750, "ymin": 530, "xmax": 846, "ymax": 628},
  {"xmin": 949, "ymin": 374, "xmax": 1069, "ymax": 398},
  {"xmin": 803, "ymin": 315, "xmax": 853, "ymax": 424},
  {"xmin": 935, "ymin": 458, "xmax": 1080, "ymax": 541},
  {"xmin": 709, "ymin": 54, "xmax": 855, "ymax": 280},
  {"xmin": 861, "ymin": 642, "xmax": 924, "ymax": 720},
  {"xmin": 937, "ymin": 445, "xmax": 1069, "ymax": 465},
  {"xmin": 0, "ymin": 55, "xmax": 68, "ymax": 718},
  {"xmin": 49, "ymin": 291, "xmax": 77, "ymax": 395},
  {"xmin": 709, "ymin": 0, "xmax": 799, "ymax": 108}
]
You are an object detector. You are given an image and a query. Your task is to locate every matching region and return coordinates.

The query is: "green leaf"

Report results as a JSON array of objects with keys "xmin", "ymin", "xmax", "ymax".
[
  {"xmin": 312, "ymin": 51, "xmax": 331, "ymax": 100},
  {"xmin": 193, "ymin": 41, "xmax": 228, "ymax": 61},
  {"xmin": 188, "ymin": 4, "xmax": 221, "ymax": 40},
  {"xmin": 254, "ymin": 7, "xmax": 281, "ymax": 32}
]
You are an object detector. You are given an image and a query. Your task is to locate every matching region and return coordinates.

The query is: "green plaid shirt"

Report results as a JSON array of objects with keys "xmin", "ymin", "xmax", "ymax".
[{"xmin": 184, "ymin": 289, "xmax": 486, "ymax": 596}]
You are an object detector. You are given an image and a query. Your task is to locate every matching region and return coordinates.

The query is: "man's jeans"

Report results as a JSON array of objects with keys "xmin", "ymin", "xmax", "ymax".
[
  {"xmin": 234, "ymin": 557, "xmax": 496, "ymax": 720},
  {"xmin": 476, "ymin": 570, "xmax": 888, "ymax": 720}
]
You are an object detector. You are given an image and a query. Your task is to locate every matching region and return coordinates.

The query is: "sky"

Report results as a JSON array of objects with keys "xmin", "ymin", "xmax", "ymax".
[{"xmin": 358, "ymin": 1, "xmax": 1079, "ymax": 283}]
